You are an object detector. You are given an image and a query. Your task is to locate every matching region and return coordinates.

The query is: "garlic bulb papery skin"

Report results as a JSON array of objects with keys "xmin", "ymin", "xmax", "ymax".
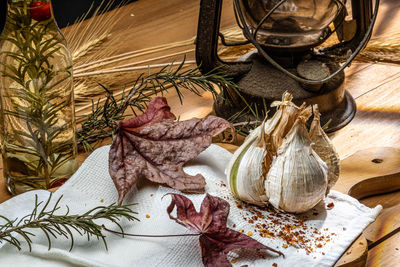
[
  {"xmin": 309, "ymin": 105, "xmax": 340, "ymax": 195},
  {"xmin": 269, "ymin": 92, "xmax": 301, "ymax": 153},
  {"xmin": 226, "ymin": 125, "xmax": 268, "ymax": 205},
  {"xmin": 265, "ymin": 115, "xmax": 328, "ymax": 214}
]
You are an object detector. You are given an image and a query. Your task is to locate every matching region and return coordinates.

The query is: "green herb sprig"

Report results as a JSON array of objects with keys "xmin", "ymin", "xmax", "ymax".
[
  {"xmin": 0, "ymin": 194, "xmax": 138, "ymax": 251},
  {"xmin": 76, "ymin": 60, "xmax": 241, "ymax": 151}
]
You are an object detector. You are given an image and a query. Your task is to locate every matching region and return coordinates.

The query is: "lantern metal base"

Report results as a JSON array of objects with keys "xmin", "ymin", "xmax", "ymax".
[{"xmin": 214, "ymin": 52, "xmax": 356, "ymax": 133}]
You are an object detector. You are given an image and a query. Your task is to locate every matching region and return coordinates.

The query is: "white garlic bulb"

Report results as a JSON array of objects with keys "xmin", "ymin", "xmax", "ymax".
[
  {"xmin": 265, "ymin": 108, "xmax": 328, "ymax": 213},
  {"xmin": 226, "ymin": 125, "xmax": 268, "ymax": 205},
  {"xmin": 226, "ymin": 92, "xmax": 339, "ymax": 213},
  {"xmin": 309, "ymin": 105, "xmax": 340, "ymax": 195},
  {"xmin": 226, "ymin": 92, "xmax": 299, "ymax": 206}
]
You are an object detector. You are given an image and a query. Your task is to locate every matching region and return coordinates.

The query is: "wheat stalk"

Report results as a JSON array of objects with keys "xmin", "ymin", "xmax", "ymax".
[
  {"xmin": 74, "ymin": 39, "xmax": 195, "ymax": 73},
  {"xmin": 64, "ymin": 0, "xmax": 128, "ymax": 67},
  {"xmin": 68, "ymin": 1, "xmax": 400, "ymax": 112},
  {"xmin": 72, "ymin": 33, "xmax": 110, "ymax": 62}
]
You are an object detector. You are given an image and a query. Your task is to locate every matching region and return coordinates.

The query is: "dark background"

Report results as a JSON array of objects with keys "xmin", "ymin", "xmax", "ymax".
[
  {"xmin": 52, "ymin": 0, "xmax": 136, "ymax": 28},
  {"xmin": 0, "ymin": 0, "xmax": 137, "ymax": 32}
]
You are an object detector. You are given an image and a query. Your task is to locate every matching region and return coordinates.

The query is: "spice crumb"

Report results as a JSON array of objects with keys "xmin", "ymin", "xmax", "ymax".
[
  {"xmin": 100, "ymin": 198, "xmax": 104, "ymax": 203},
  {"xmin": 343, "ymin": 227, "xmax": 347, "ymax": 231},
  {"xmin": 272, "ymin": 263, "xmax": 278, "ymax": 267},
  {"xmin": 238, "ymin": 229, "xmax": 244, "ymax": 233},
  {"xmin": 283, "ymin": 244, "xmax": 288, "ymax": 248},
  {"xmin": 145, "ymin": 214, "xmax": 150, "ymax": 218},
  {"xmin": 327, "ymin": 202, "xmax": 334, "ymax": 209},
  {"xmin": 231, "ymin": 259, "xmax": 237, "ymax": 263},
  {"xmin": 247, "ymin": 231, "xmax": 253, "ymax": 236}
]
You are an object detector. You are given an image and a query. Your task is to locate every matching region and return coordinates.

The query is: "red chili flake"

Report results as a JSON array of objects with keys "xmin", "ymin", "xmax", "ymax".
[
  {"xmin": 327, "ymin": 202, "xmax": 334, "ymax": 209},
  {"xmin": 272, "ymin": 263, "xmax": 278, "ymax": 267}
]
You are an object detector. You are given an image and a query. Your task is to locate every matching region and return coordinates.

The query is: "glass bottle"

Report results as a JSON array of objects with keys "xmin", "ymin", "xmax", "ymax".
[{"xmin": 0, "ymin": 0, "xmax": 78, "ymax": 194}]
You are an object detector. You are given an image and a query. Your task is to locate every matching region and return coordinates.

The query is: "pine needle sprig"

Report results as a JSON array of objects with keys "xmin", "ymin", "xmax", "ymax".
[
  {"xmin": 0, "ymin": 194, "xmax": 138, "ymax": 252},
  {"xmin": 76, "ymin": 60, "xmax": 240, "ymax": 151}
]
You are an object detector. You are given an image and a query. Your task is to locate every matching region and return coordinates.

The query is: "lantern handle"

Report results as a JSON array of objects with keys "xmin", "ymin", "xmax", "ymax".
[
  {"xmin": 233, "ymin": 0, "xmax": 380, "ymax": 85},
  {"xmin": 195, "ymin": 0, "xmax": 252, "ymax": 78}
]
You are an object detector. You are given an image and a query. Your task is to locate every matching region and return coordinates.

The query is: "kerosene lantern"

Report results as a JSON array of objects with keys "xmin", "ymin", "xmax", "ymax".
[{"xmin": 196, "ymin": 0, "xmax": 379, "ymax": 132}]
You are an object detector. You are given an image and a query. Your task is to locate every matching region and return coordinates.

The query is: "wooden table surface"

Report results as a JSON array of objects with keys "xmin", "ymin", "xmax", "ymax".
[{"xmin": 1, "ymin": 0, "xmax": 399, "ymax": 266}]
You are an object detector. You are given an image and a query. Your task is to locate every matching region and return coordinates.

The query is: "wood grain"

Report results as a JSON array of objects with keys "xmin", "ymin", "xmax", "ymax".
[
  {"xmin": 332, "ymin": 147, "xmax": 400, "ymax": 194},
  {"xmin": 1, "ymin": 0, "xmax": 400, "ymax": 266},
  {"xmin": 366, "ymin": 233, "xmax": 400, "ymax": 267},
  {"xmin": 335, "ymin": 235, "xmax": 369, "ymax": 267},
  {"xmin": 332, "ymin": 146, "xmax": 400, "ymax": 261}
]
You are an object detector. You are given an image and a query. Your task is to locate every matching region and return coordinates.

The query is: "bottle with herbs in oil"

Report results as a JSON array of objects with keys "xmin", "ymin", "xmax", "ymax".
[{"xmin": 0, "ymin": 0, "xmax": 78, "ymax": 194}]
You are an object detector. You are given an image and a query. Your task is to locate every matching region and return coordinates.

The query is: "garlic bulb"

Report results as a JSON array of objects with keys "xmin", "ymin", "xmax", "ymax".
[
  {"xmin": 226, "ymin": 92, "xmax": 301, "ymax": 206},
  {"xmin": 309, "ymin": 105, "xmax": 340, "ymax": 195},
  {"xmin": 226, "ymin": 92, "xmax": 340, "ymax": 213},
  {"xmin": 265, "ymin": 107, "xmax": 328, "ymax": 213},
  {"xmin": 226, "ymin": 125, "xmax": 268, "ymax": 205}
]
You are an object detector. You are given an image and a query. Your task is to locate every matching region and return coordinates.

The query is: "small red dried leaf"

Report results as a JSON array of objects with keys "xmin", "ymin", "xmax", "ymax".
[
  {"xmin": 167, "ymin": 193, "xmax": 284, "ymax": 267},
  {"xmin": 109, "ymin": 97, "xmax": 233, "ymax": 205},
  {"xmin": 120, "ymin": 97, "xmax": 176, "ymax": 129}
]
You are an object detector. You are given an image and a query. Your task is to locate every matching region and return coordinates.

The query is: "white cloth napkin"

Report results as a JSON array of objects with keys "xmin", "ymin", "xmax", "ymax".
[{"xmin": 0, "ymin": 145, "xmax": 381, "ymax": 267}]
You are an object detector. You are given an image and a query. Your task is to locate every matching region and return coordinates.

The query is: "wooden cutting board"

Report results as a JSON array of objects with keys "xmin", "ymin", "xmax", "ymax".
[{"xmin": 333, "ymin": 147, "xmax": 400, "ymax": 266}]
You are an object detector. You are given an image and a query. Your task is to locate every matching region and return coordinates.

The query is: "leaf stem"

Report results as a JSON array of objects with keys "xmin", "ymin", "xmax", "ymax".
[
  {"xmin": 232, "ymin": 121, "xmax": 261, "ymax": 127},
  {"xmin": 102, "ymin": 225, "xmax": 201, "ymax": 238}
]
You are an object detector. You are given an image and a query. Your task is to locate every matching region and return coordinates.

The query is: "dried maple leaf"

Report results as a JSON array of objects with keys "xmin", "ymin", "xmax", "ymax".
[
  {"xmin": 109, "ymin": 97, "xmax": 233, "ymax": 205},
  {"xmin": 166, "ymin": 193, "xmax": 284, "ymax": 267}
]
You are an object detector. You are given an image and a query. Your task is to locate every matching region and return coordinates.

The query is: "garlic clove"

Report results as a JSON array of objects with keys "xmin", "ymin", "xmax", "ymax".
[
  {"xmin": 309, "ymin": 105, "xmax": 340, "ymax": 195},
  {"xmin": 269, "ymin": 92, "xmax": 302, "ymax": 154},
  {"xmin": 226, "ymin": 125, "xmax": 268, "ymax": 205},
  {"xmin": 265, "ymin": 108, "xmax": 328, "ymax": 213}
]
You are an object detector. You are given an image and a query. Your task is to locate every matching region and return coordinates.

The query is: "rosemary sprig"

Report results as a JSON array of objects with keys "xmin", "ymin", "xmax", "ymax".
[
  {"xmin": 0, "ymin": 194, "xmax": 138, "ymax": 251},
  {"xmin": 76, "ymin": 60, "xmax": 240, "ymax": 151}
]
